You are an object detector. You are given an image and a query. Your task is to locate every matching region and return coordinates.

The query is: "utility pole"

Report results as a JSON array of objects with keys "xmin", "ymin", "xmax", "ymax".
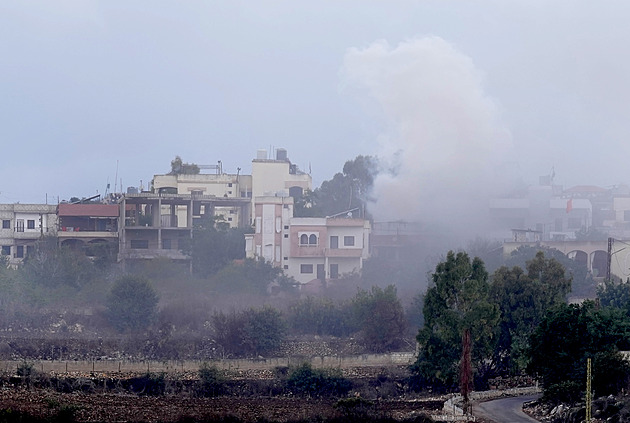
[
  {"xmin": 607, "ymin": 237, "xmax": 613, "ymax": 281},
  {"xmin": 586, "ymin": 357, "xmax": 592, "ymax": 423}
]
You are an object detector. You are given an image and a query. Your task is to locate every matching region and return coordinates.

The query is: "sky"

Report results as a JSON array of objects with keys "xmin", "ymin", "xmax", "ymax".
[{"xmin": 3, "ymin": 1, "xmax": 630, "ymax": 213}]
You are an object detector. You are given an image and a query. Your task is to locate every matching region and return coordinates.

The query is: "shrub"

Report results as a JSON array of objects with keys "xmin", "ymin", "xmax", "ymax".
[
  {"xmin": 197, "ymin": 363, "xmax": 226, "ymax": 397},
  {"xmin": 106, "ymin": 275, "xmax": 159, "ymax": 332},
  {"xmin": 212, "ymin": 306, "xmax": 286, "ymax": 357},
  {"xmin": 287, "ymin": 363, "xmax": 351, "ymax": 397}
]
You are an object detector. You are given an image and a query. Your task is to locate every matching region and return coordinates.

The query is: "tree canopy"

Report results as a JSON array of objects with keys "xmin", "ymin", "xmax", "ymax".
[
  {"xmin": 294, "ymin": 155, "xmax": 378, "ymax": 218},
  {"xmin": 169, "ymin": 156, "xmax": 200, "ymax": 175},
  {"xmin": 413, "ymin": 251, "xmax": 498, "ymax": 390}
]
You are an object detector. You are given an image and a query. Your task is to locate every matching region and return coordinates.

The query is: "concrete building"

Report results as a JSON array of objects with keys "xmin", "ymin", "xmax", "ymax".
[
  {"xmin": 246, "ymin": 196, "xmax": 370, "ymax": 285},
  {"xmin": 117, "ymin": 192, "xmax": 250, "ymax": 270},
  {"xmin": 151, "ymin": 148, "xmax": 312, "ymax": 229},
  {"xmin": 0, "ymin": 204, "xmax": 57, "ymax": 265},
  {"xmin": 57, "ymin": 203, "xmax": 119, "ymax": 256}
]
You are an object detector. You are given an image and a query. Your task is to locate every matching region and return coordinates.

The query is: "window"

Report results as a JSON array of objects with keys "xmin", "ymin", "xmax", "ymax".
[
  {"xmin": 16, "ymin": 246, "xmax": 24, "ymax": 258},
  {"xmin": 284, "ymin": 225, "xmax": 289, "ymax": 230},
  {"xmin": 300, "ymin": 264, "xmax": 313, "ymax": 274},
  {"xmin": 228, "ymin": 183, "xmax": 233, "ymax": 187},
  {"xmin": 191, "ymin": 190, "xmax": 203, "ymax": 197},
  {"xmin": 227, "ymin": 217, "xmax": 232, "ymax": 222},
  {"xmin": 283, "ymin": 256, "xmax": 288, "ymax": 260},
  {"xmin": 330, "ymin": 264, "xmax": 339, "ymax": 279},
  {"xmin": 130, "ymin": 239, "xmax": 149, "ymax": 249},
  {"xmin": 300, "ymin": 234, "xmax": 308, "ymax": 245},
  {"xmin": 283, "ymin": 265, "xmax": 288, "ymax": 270},
  {"xmin": 284, "ymin": 234, "xmax": 288, "ymax": 238},
  {"xmin": 330, "ymin": 236, "xmax": 338, "ymax": 249},
  {"xmin": 162, "ymin": 239, "xmax": 171, "ymax": 250},
  {"xmin": 27, "ymin": 220, "xmax": 35, "ymax": 230},
  {"xmin": 1, "ymin": 246, "xmax": 10, "ymax": 256},
  {"xmin": 308, "ymin": 234, "xmax": 317, "ymax": 245},
  {"xmin": 16, "ymin": 219, "xmax": 24, "ymax": 232},
  {"xmin": 2, "ymin": 220, "xmax": 9, "ymax": 229},
  {"xmin": 343, "ymin": 236, "xmax": 355, "ymax": 246},
  {"xmin": 299, "ymin": 232, "xmax": 319, "ymax": 246}
]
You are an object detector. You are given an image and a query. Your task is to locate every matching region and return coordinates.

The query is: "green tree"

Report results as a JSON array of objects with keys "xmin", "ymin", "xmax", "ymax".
[
  {"xmin": 169, "ymin": 155, "xmax": 200, "ymax": 175},
  {"xmin": 598, "ymin": 278, "xmax": 630, "ymax": 311},
  {"xmin": 505, "ymin": 245, "xmax": 588, "ymax": 298},
  {"xmin": 352, "ymin": 285, "xmax": 407, "ymax": 351},
  {"xmin": 287, "ymin": 363, "xmax": 352, "ymax": 397},
  {"xmin": 106, "ymin": 275, "xmax": 159, "ymax": 332},
  {"xmin": 188, "ymin": 215, "xmax": 247, "ymax": 278},
  {"xmin": 413, "ymin": 251, "xmax": 499, "ymax": 390},
  {"xmin": 528, "ymin": 301, "xmax": 630, "ymax": 403},
  {"xmin": 212, "ymin": 306, "xmax": 286, "ymax": 357},
  {"xmin": 20, "ymin": 237, "xmax": 95, "ymax": 288},
  {"xmin": 490, "ymin": 252, "xmax": 571, "ymax": 375},
  {"xmin": 288, "ymin": 296, "xmax": 355, "ymax": 337},
  {"xmin": 294, "ymin": 155, "xmax": 377, "ymax": 218},
  {"xmin": 209, "ymin": 258, "xmax": 293, "ymax": 295}
]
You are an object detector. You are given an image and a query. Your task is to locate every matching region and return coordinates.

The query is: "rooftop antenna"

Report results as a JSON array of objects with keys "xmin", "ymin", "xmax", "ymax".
[{"xmin": 114, "ymin": 160, "xmax": 119, "ymax": 194}]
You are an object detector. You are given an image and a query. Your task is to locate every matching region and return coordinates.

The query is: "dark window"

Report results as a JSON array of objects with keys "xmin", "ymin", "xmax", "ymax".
[
  {"xmin": 343, "ymin": 236, "xmax": 355, "ymax": 246},
  {"xmin": 227, "ymin": 217, "xmax": 232, "ymax": 222},
  {"xmin": 2, "ymin": 220, "xmax": 9, "ymax": 229},
  {"xmin": 162, "ymin": 239, "xmax": 171, "ymax": 250},
  {"xmin": 300, "ymin": 234, "xmax": 308, "ymax": 245},
  {"xmin": 330, "ymin": 264, "xmax": 339, "ymax": 279},
  {"xmin": 283, "ymin": 256, "xmax": 288, "ymax": 260},
  {"xmin": 130, "ymin": 240, "xmax": 149, "ymax": 249},
  {"xmin": 300, "ymin": 264, "xmax": 313, "ymax": 274},
  {"xmin": 16, "ymin": 246, "xmax": 24, "ymax": 258},
  {"xmin": 284, "ymin": 225, "xmax": 289, "ymax": 230},
  {"xmin": 330, "ymin": 236, "xmax": 338, "ymax": 249},
  {"xmin": 284, "ymin": 234, "xmax": 288, "ymax": 238},
  {"xmin": 283, "ymin": 265, "xmax": 288, "ymax": 269},
  {"xmin": 27, "ymin": 220, "xmax": 35, "ymax": 230},
  {"xmin": 16, "ymin": 219, "xmax": 24, "ymax": 232},
  {"xmin": 228, "ymin": 183, "xmax": 233, "ymax": 187},
  {"xmin": 309, "ymin": 234, "xmax": 317, "ymax": 245},
  {"xmin": 1, "ymin": 246, "xmax": 10, "ymax": 255}
]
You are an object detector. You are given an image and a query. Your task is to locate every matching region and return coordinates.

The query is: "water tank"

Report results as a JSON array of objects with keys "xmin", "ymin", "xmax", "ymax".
[
  {"xmin": 256, "ymin": 149, "xmax": 267, "ymax": 160},
  {"xmin": 276, "ymin": 148, "xmax": 287, "ymax": 161}
]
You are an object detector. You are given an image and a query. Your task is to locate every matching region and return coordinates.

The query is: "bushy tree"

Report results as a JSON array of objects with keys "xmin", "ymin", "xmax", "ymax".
[
  {"xmin": 20, "ymin": 237, "xmax": 95, "ymax": 288},
  {"xmin": 169, "ymin": 156, "xmax": 200, "ymax": 175},
  {"xmin": 294, "ymin": 155, "xmax": 377, "ymax": 218},
  {"xmin": 288, "ymin": 296, "xmax": 355, "ymax": 337},
  {"xmin": 189, "ymin": 216, "xmax": 247, "ymax": 278},
  {"xmin": 209, "ymin": 258, "xmax": 294, "ymax": 295},
  {"xmin": 413, "ymin": 251, "xmax": 498, "ymax": 390},
  {"xmin": 528, "ymin": 301, "xmax": 630, "ymax": 403},
  {"xmin": 212, "ymin": 306, "xmax": 286, "ymax": 357},
  {"xmin": 490, "ymin": 252, "xmax": 571, "ymax": 375},
  {"xmin": 505, "ymin": 246, "xmax": 587, "ymax": 298},
  {"xmin": 106, "ymin": 275, "xmax": 159, "ymax": 332},
  {"xmin": 352, "ymin": 285, "xmax": 407, "ymax": 351},
  {"xmin": 286, "ymin": 363, "xmax": 351, "ymax": 397}
]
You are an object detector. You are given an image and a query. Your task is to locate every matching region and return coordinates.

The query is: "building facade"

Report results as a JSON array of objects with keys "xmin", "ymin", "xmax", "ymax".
[{"xmin": 0, "ymin": 204, "xmax": 57, "ymax": 266}]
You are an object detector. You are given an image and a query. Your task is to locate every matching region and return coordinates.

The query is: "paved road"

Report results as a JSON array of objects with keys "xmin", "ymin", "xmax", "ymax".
[{"xmin": 474, "ymin": 395, "xmax": 541, "ymax": 423}]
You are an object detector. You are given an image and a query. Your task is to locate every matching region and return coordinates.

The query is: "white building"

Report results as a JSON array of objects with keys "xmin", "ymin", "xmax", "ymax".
[
  {"xmin": 0, "ymin": 204, "xmax": 57, "ymax": 266},
  {"xmin": 246, "ymin": 196, "xmax": 370, "ymax": 285}
]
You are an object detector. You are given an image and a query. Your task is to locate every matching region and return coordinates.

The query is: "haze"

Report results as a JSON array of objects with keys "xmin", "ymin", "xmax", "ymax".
[{"xmin": 2, "ymin": 1, "xmax": 630, "ymax": 225}]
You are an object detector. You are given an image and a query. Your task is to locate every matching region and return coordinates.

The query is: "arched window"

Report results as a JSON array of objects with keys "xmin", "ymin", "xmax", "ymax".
[
  {"xmin": 300, "ymin": 234, "xmax": 308, "ymax": 245},
  {"xmin": 309, "ymin": 234, "xmax": 317, "ymax": 245}
]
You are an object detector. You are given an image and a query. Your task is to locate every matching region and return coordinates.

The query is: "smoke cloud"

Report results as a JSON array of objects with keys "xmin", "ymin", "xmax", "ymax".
[{"xmin": 341, "ymin": 37, "xmax": 517, "ymax": 239}]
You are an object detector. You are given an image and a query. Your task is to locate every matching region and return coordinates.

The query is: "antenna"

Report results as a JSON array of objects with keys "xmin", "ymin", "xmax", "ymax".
[{"xmin": 114, "ymin": 160, "xmax": 119, "ymax": 194}]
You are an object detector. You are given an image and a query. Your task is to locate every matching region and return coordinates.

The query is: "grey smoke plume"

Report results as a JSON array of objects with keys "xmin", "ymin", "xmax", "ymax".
[{"xmin": 342, "ymin": 37, "xmax": 516, "ymax": 238}]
